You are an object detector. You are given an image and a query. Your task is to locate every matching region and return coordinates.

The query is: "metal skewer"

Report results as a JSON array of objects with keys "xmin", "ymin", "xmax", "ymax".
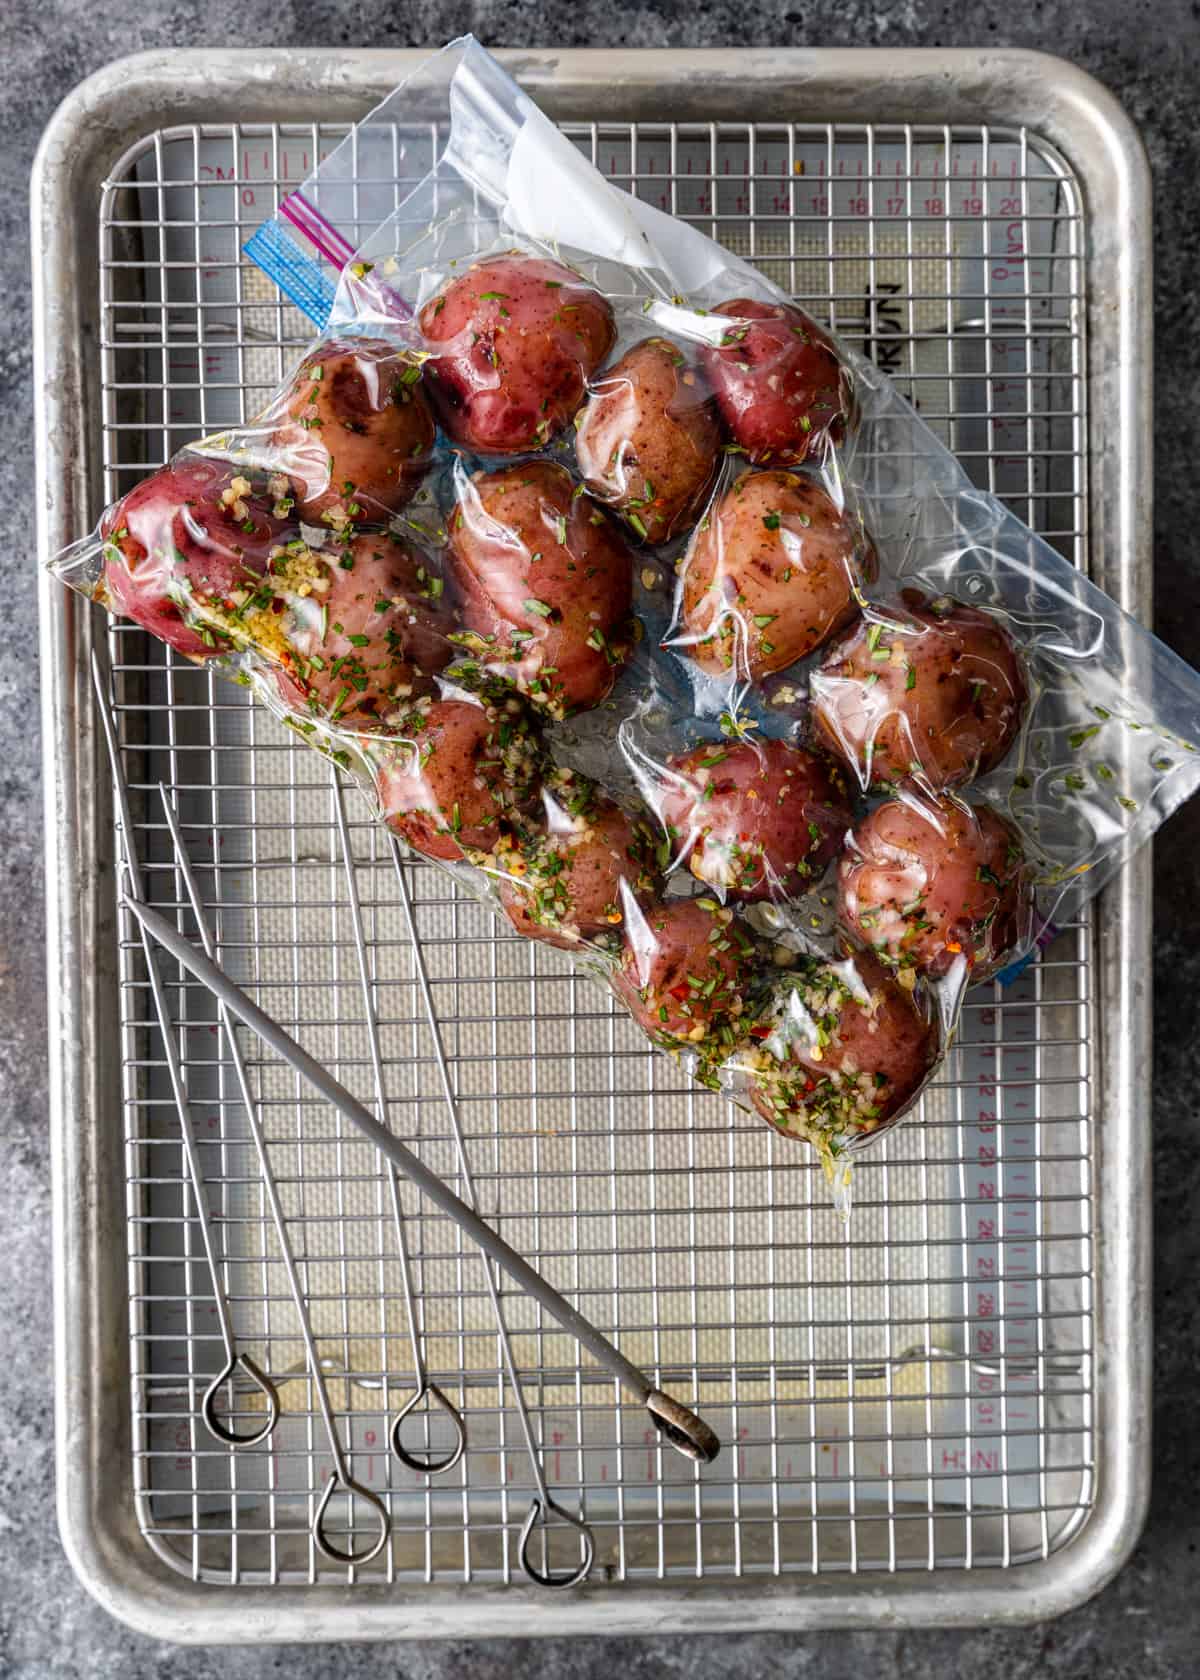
[
  {"xmin": 337, "ymin": 777, "xmax": 596, "ymax": 1586},
  {"xmin": 91, "ymin": 654, "xmax": 280, "ymax": 1449},
  {"xmin": 157, "ymin": 787, "xmax": 390, "ymax": 1567},
  {"xmin": 118, "ymin": 889, "xmax": 722, "ymax": 1471},
  {"xmin": 328, "ymin": 772, "xmax": 468, "ymax": 1477}
]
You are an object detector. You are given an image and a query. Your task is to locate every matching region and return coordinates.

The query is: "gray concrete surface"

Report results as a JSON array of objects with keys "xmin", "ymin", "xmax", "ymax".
[{"xmin": 4, "ymin": 1, "xmax": 1199, "ymax": 1674}]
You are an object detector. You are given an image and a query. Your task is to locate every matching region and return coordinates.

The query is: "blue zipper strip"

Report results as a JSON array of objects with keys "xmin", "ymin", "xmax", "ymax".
[{"xmin": 243, "ymin": 221, "xmax": 337, "ymax": 329}]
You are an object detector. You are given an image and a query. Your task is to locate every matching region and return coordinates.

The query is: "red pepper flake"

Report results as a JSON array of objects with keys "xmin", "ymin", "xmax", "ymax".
[{"xmin": 668, "ymin": 984, "xmax": 691, "ymax": 1002}]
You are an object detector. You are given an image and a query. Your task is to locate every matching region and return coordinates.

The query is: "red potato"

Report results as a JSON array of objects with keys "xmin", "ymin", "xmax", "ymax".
[
  {"xmin": 675, "ymin": 468, "xmax": 876, "ymax": 679},
  {"xmin": 447, "ymin": 461, "xmax": 636, "ymax": 718},
  {"xmin": 612, "ymin": 897, "xmax": 758, "ymax": 1051},
  {"xmin": 811, "ymin": 593, "xmax": 1028, "ymax": 791},
  {"xmin": 574, "ymin": 337, "xmax": 721, "ymax": 544},
  {"xmin": 659, "ymin": 737, "xmax": 852, "ymax": 903},
  {"xmin": 838, "ymin": 795, "xmax": 1032, "ymax": 981},
  {"xmin": 700, "ymin": 297, "xmax": 854, "ymax": 466},
  {"xmin": 419, "ymin": 255, "xmax": 616, "ymax": 455},
  {"xmin": 496, "ymin": 773, "xmax": 660, "ymax": 950},
  {"xmin": 101, "ymin": 455, "xmax": 284, "ymax": 660},
  {"xmin": 270, "ymin": 531, "xmax": 453, "ymax": 730},
  {"xmin": 269, "ymin": 339, "xmax": 435, "ymax": 524},
  {"xmin": 374, "ymin": 696, "xmax": 543, "ymax": 862},
  {"xmin": 745, "ymin": 949, "xmax": 937, "ymax": 1139}
]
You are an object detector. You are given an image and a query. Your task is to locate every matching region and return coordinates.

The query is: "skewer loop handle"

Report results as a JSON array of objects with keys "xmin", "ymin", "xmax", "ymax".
[
  {"xmin": 201, "ymin": 1353, "xmax": 280, "ymax": 1448},
  {"xmin": 646, "ymin": 1390, "xmax": 721, "ymax": 1463},
  {"xmin": 517, "ymin": 1496, "xmax": 595, "ymax": 1589},
  {"xmin": 312, "ymin": 1470, "xmax": 391, "ymax": 1567},
  {"xmin": 389, "ymin": 1382, "xmax": 468, "ymax": 1475}
]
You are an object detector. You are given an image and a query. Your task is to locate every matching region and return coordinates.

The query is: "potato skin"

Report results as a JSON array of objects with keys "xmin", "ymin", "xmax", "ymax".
[
  {"xmin": 746, "ymin": 949, "xmax": 937, "ymax": 1138},
  {"xmin": 496, "ymin": 774, "xmax": 660, "ymax": 950},
  {"xmin": 101, "ymin": 455, "xmax": 283, "ymax": 660},
  {"xmin": 660, "ymin": 738, "xmax": 852, "ymax": 902},
  {"xmin": 419, "ymin": 255, "xmax": 615, "ymax": 455},
  {"xmin": 574, "ymin": 337, "xmax": 721, "ymax": 544},
  {"xmin": 612, "ymin": 897, "xmax": 757, "ymax": 1049},
  {"xmin": 447, "ymin": 461, "xmax": 635, "ymax": 717},
  {"xmin": 700, "ymin": 298, "xmax": 853, "ymax": 466},
  {"xmin": 375, "ymin": 696, "xmax": 542, "ymax": 862},
  {"xmin": 269, "ymin": 340, "xmax": 435, "ymax": 524},
  {"xmin": 676, "ymin": 468, "xmax": 876, "ymax": 679},
  {"xmin": 838, "ymin": 795, "xmax": 1032, "ymax": 981},
  {"xmin": 272, "ymin": 531, "xmax": 453, "ymax": 729},
  {"xmin": 811, "ymin": 593, "xmax": 1027, "ymax": 791}
]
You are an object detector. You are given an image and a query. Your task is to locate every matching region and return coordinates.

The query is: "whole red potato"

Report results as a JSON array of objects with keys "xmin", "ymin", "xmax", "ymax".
[
  {"xmin": 447, "ymin": 461, "xmax": 635, "ymax": 717},
  {"xmin": 101, "ymin": 455, "xmax": 283, "ymax": 659},
  {"xmin": 612, "ymin": 897, "xmax": 758, "ymax": 1052},
  {"xmin": 269, "ymin": 339, "xmax": 435, "ymax": 525},
  {"xmin": 675, "ymin": 468, "xmax": 876, "ymax": 679},
  {"xmin": 811, "ymin": 593, "xmax": 1027, "ymax": 791},
  {"xmin": 496, "ymin": 772, "xmax": 660, "ymax": 949},
  {"xmin": 745, "ymin": 949, "xmax": 937, "ymax": 1140},
  {"xmin": 660, "ymin": 737, "xmax": 851, "ymax": 902},
  {"xmin": 374, "ymin": 695, "xmax": 542, "ymax": 862},
  {"xmin": 271, "ymin": 531, "xmax": 453, "ymax": 729},
  {"xmin": 838, "ymin": 795, "xmax": 1032, "ymax": 981},
  {"xmin": 574, "ymin": 337, "xmax": 721, "ymax": 544},
  {"xmin": 700, "ymin": 297, "xmax": 854, "ymax": 466},
  {"xmin": 419, "ymin": 255, "xmax": 615, "ymax": 455}
]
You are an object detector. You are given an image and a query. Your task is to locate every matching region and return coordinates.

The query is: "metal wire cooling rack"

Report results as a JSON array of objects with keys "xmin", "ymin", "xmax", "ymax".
[{"xmin": 97, "ymin": 112, "xmax": 1096, "ymax": 1591}]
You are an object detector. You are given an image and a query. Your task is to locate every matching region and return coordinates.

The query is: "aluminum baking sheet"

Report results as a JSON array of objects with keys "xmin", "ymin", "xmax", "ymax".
[{"xmin": 35, "ymin": 49, "xmax": 1151, "ymax": 1639}]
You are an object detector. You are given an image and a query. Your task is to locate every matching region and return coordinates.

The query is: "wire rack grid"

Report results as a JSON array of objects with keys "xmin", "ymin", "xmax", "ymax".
[{"xmin": 97, "ymin": 113, "xmax": 1095, "ymax": 1591}]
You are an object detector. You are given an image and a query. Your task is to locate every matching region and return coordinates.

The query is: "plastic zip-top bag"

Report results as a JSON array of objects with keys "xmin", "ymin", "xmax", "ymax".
[{"xmin": 49, "ymin": 37, "xmax": 1200, "ymax": 1202}]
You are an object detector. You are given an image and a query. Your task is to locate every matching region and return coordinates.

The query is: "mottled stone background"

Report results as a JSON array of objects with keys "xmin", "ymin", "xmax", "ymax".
[{"xmin": 4, "ymin": 4, "xmax": 1197, "ymax": 1673}]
